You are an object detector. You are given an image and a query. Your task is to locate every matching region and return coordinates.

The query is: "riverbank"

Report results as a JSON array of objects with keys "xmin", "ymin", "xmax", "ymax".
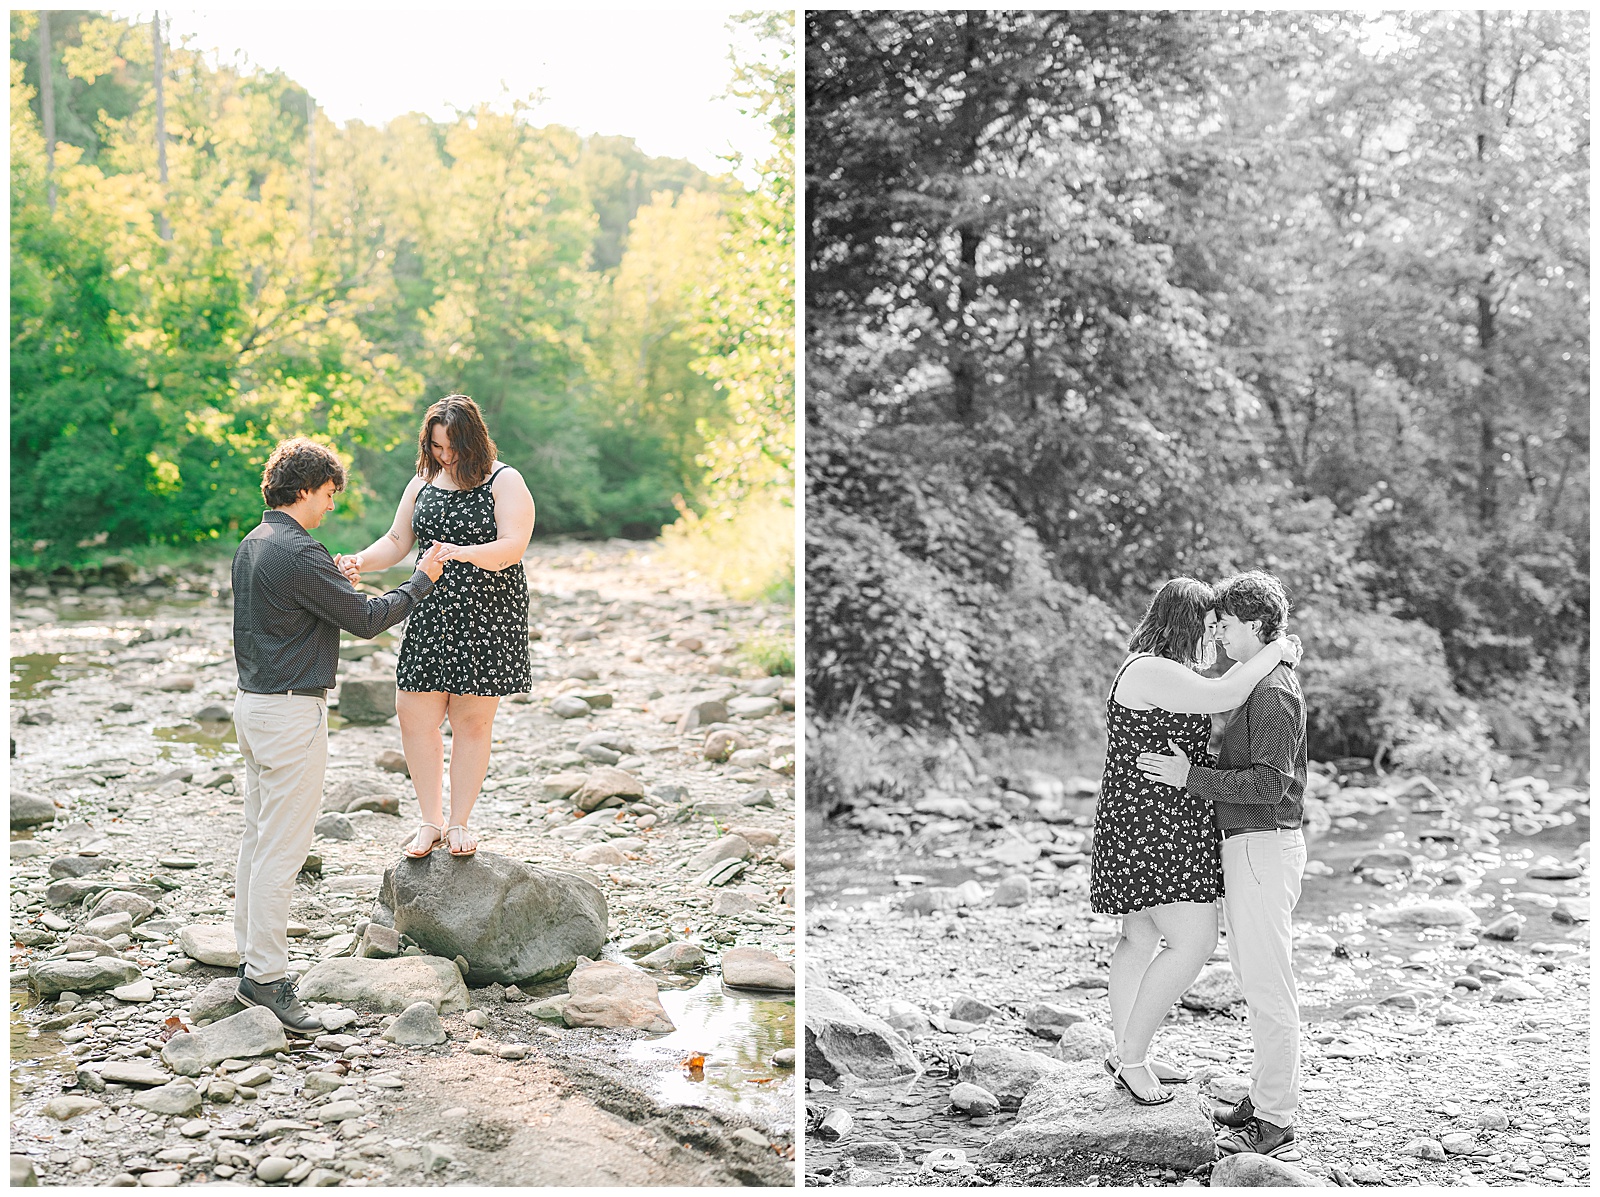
[{"xmin": 10, "ymin": 539, "xmax": 797, "ymax": 1187}]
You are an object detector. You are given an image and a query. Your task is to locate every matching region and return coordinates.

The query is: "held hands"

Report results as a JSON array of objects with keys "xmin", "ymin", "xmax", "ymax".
[
  {"xmin": 334, "ymin": 553, "xmax": 362, "ymax": 586},
  {"xmin": 1278, "ymin": 633, "xmax": 1304, "ymax": 669},
  {"xmin": 417, "ymin": 541, "xmax": 448, "ymax": 583},
  {"xmin": 1137, "ymin": 739, "xmax": 1191, "ymax": 788}
]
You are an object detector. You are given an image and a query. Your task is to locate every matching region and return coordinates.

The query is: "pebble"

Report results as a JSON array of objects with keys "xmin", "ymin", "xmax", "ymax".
[{"xmin": 256, "ymin": 1156, "xmax": 295, "ymax": 1183}]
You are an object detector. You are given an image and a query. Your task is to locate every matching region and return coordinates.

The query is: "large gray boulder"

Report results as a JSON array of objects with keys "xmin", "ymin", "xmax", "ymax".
[
  {"xmin": 981, "ymin": 1059, "xmax": 1214, "ymax": 1170},
  {"xmin": 161, "ymin": 1008, "xmax": 287, "ymax": 1076},
  {"xmin": 296, "ymin": 955, "xmax": 469, "ymax": 1014},
  {"xmin": 337, "ymin": 678, "xmax": 397, "ymax": 726},
  {"xmin": 373, "ymin": 850, "xmax": 606, "ymax": 986},
  {"xmin": 29, "ymin": 957, "xmax": 142, "ymax": 997},
  {"xmin": 11, "ymin": 790, "xmax": 57, "ymax": 829},
  {"xmin": 805, "ymin": 987, "xmax": 921, "ymax": 1084},
  {"xmin": 957, "ymin": 1044, "xmax": 1070, "ymax": 1109},
  {"xmin": 1181, "ymin": 963, "xmax": 1245, "ymax": 1012}
]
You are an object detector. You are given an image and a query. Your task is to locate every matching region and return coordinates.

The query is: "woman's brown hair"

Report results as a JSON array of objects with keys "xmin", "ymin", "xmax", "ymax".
[
  {"xmin": 416, "ymin": 394, "xmax": 497, "ymax": 489},
  {"xmin": 1126, "ymin": 576, "xmax": 1217, "ymax": 669}
]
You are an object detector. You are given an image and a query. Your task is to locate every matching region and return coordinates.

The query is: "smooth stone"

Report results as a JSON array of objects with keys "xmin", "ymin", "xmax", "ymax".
[
  {"xmin": 28, "ymin": 956, "xmax": 141, "ymax": 996},
  {"xmin": 806, "ymin": 987, "xmax": 921, "ymax": 1084},
  {"xmin": 958, "ymin": 1044, "xmax": 1070, "ymax": 1109},
  {"xmin": 161, "ymin": 1008, "xmax": 288, "ymax": 1076},
  {"xmin": 373, "ymin": 850, "xmax": 606, "ymax": 986},
  {"xmin": 178, "ymin": 925, "xmax": 240, "ymax": 968},
  {"xmin": 637, "ymin": 942, "xmax": 707, "ymax": 973},
  {"xmin": 619, "ymin": 930, "xmax": 671, "ymax": 957},
  {"xmin": 721, "ymin": 946, "xmax": 795, "ymax": 991},
  {"xmin": 1024, "ymin": 1002, "xmax": 1087, "ymax": 1038},
  {"xmin": 43, "ymin": 1095, "xmax": 104, "ymax": 1120},
  {"xmin": 188, "ymin": 976, "xmax": 247, "ymax": 1022},
  {"xmin": 686, "ymin": 834, "xmax": 752, "ymax": 874},
  {"xmin": 1492, "ymin": 980, "xmax": 1543, "ymax": 1001},
  {"xmin": 313, "ymin": 813, "xmax": 356, "ymax": 841},
  {"xmin": 1050, "ymin": 1021, "xmax": 1116, "ymax": 1063},
  {"xmin": 562, "ymin": 958, "xmax": 674, "ymax": 1032},
  {"xmin": 318, "ymin": 1100, "xmax": 365, "ymax": 1122},
  {"xmin": 573, "ymin": 766, "xmax": 645, "ymax": 812},
  {"xmin": 1181, "ymin": 962, "xmax": 1245, "ymax": 1011},
  {"xmin": 1366, "ymin": 900, "xmax": 1477, "ymax": 928},
  {"xmin": 336, "ymin": 678, "xmax": 397, "ymax": 726},
  {"xmin": 112, "ymin": 979, "xmax": 156, "ymax": 1003},
  {"xmin": 981, "ymin": 1058, "xmax": 1214, "ymax": 1170},
  {"xmin": 951, "ymin": 1082, "xmax": 1001, "ymax": 1116},
  {"xmin": 97, "ymin": 1061, "xmax": 173, "ymax": 1087},
  {"xmin": 132, "ymin": 1081, "xmax": 202, "ymax": 1116},
  {"xmin": 255, "ymin": 1157, "xmax": 295, "ymax": 1183},
  {"xmin": 297, "ymin": 955, "xmax": 470, "ymax": 1013},
  {"xmin": 12, "ymin": 790, "xmax": 59, "ymax": 829},
  {"xmin": 1212, "ymin": 1153, "xmax": 1331, "ymax": 1185},
  {"xmin": 382, "ymin": 1000, "xmax": 447, "ymax": 1046},
  {"xmin": 551, "ymin": 696, "xmax": 591, "ymax": 719}
]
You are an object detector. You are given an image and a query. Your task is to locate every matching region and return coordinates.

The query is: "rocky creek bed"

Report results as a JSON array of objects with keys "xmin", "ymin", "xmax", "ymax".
[
  {"xmin": 9, "ymin": 539, "xmax": 796, "ymax": 1187},
  {"xmin": 803, "ymin": 761, "xmax": 1590, "ymax": 1187}
]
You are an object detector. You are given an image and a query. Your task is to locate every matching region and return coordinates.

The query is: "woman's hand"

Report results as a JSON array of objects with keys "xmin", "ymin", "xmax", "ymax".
[
  {"xmin": 334, "ymin": 554, "xmax": 362, "ymax": 585},
  {"xmin": 432, "ymin": 541, "xmax": 467, "ymax": 563},
  {"xmin": 1277, "ymin": 634, "xmax": 1304, "ymax": 669}
]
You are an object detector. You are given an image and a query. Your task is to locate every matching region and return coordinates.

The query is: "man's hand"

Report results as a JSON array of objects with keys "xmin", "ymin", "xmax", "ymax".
[
  {"xmin": 334, "ymin": 553, "xmax": 362, "ymax": 586},
  {"xmin": 418, "ymin": 541, "xmax": 448, "ymax": 583},
  {"xmin": 1137, "ymin": 740, "xmax": 1191, "ymax": 788},
  {"xmin": 1280, "ymin": 633, "xmax": 1304, "ymax": 669}
]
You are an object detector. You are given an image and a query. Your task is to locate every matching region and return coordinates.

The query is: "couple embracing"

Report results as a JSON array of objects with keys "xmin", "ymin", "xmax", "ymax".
[
  {"xmin": 227, "ymin": 395, "xmax": 534, "ymax": 1032},
  {"xmin": 1090, "ymin": 571, "xmax": 1309, "ymax": 1162}
]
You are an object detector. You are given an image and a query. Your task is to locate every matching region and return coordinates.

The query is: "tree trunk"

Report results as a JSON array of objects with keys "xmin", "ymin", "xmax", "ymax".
[
  {"xmin": 39, "ymin": 13, "xmax": 56, "ymax": 212},
  {"xmin": 949, "ymin": 12, "xmax": 985, "ymax": 422},
  {"xmin": 306, "ymin": 94, "xmax": 317, "ymax": 244},
  {"xmin": 153, "ymin": 12, "xmax": 171, "ymax": 241},
  {"xmin": 1472, "ymin": 11, "xmax": 1498, "ymax": 526}
]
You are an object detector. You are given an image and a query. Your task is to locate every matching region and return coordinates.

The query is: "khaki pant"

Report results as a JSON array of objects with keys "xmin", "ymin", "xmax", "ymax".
[
  {"xmin": 1222, "ymin": 828, "xmax": 1307, "ymax": 1127},
  {"xmin": 234, "ymin": 691, "xmax": 326, "ymax": 984}
]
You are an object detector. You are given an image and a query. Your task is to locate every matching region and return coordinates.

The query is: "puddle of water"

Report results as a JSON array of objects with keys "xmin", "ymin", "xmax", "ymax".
[
  {"xmin": 153, "ymin": 722, "xmax": 239, "ymax": 757},
  {"xmin": 628, "ymin": 974, "xmax": 795, "ymax": 1124},
  {"xmin": 10, "ymin": 988, "xmax": 77, "ymax": 1107},
  {"xmin": 10, "ymin": 653, "xmax": 111, "ymax": 701}
]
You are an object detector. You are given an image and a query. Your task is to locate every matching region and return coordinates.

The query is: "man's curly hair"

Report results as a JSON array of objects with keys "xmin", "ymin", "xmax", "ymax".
[
  {"xmin": 1213, "ymin": 571, "xmax": 1290, "ymax": 642},
  {"xmin": 261, "ymin": 438, "xmax": 346, "ymax": 508}
]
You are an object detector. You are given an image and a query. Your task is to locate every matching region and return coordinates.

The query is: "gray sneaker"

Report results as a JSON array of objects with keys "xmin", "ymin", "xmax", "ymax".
[
  {"xmin": 236, "ymin": 975, "xmax": 322, "ymax": 1033},
  {"xmin": 1213, "ymin": 1093, "xmax": 1255, "ymax": 1129}
]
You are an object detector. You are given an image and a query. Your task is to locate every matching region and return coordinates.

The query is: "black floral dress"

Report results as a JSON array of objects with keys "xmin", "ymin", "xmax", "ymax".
[
  {"xmin": 1089, "ymin": 653, "xmax": 1221, "ymax": 914},
  {"xmin": 396, "ymin": 465, "xmax": 532, "ymax": 697}
]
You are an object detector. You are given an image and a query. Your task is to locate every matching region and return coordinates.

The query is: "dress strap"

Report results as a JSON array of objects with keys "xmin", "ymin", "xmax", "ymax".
[
  {"xmin": 484, "ymin": 464, "xmax": 510, "ymax": 487},
  {"xmin": 1108, "ymin": 653, "xmax": 1150, "ymax": 704}
]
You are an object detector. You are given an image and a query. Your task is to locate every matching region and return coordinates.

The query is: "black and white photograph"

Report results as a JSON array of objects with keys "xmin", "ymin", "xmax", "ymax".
[{"xmin": 803, "ymin": 9, "xmax": 1589, "ymax": 1188}]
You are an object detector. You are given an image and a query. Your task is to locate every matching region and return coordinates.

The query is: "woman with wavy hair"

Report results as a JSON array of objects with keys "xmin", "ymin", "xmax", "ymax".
[
  {"xmin": 340, "ymin": 395, "xmax": 535, "ymax": 858},
  {"xmin": 1090, "ymin": 577, "xmax": 1299, "ymax": 1105}
]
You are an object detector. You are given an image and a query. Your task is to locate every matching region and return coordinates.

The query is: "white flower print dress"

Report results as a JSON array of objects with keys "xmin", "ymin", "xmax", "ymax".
[
  {"xmin": 1089, "ymin": 653, "xmax": 1222, "ymax": 914},
  {"xmin": 396, "ymin": 465, "xmax": 532, "ymax": 696}
]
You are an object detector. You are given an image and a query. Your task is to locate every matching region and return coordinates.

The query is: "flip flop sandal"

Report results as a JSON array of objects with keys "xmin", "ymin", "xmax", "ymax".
[
  {"xmin": 445, "ymin": 824, "xmax": 478, "ymax": 857},
  {"xmin": 1108, "ymin": 1057, "xmax": 1173, "ymax": 1106},
  {"xmin": 1104, "ymin": 1053, "xmax": 1190, "ymax": 1085},
  {"xmin": 404, "ymin": 823, "xmax": 444, "ymax": 859}
]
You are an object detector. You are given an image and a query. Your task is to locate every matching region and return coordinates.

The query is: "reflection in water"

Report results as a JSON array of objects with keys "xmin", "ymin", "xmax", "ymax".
[
  {"xmin": 629, "ymin": 974, "xmax": 795, "ymax": 1126},
  {"xmin": 11, "ymin": 653, "xmax": 111, "ymax": 701},
  {"xmin": 9, "ymin": 989, "xmax": 75, "ymax": 1107},
  {"xmin": 153, "ymin": 722, "xmax": 239, "ymax": 757}
]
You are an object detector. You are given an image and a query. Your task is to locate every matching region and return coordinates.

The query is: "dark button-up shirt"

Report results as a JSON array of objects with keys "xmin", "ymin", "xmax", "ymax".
[
  {"xmin": 1186, "ymin": 661, "xmax": 1307, "ymax": 833},
  {"xmin": 231, "ymin": 510, "xmax": 432, "ymax": 693}
]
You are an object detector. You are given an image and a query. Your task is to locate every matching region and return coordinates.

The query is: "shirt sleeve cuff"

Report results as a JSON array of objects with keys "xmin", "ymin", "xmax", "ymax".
[
  {"xmin": 406, "ymin": 570, "xmax": 434, "ymax": 596},
  {"xmin": 1186, "ymin": 763, "xmax": 1222, "ymax": 801}
]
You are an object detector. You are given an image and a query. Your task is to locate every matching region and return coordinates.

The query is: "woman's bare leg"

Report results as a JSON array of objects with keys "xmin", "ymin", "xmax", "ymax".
[
  {"xmin": 1109, "ymin": 910, "xmax": 1162, "ymax": 1051},
  {"xmin": 1117, "ymin": 901, "xmax": 1219, "ymax": 1099},
  {"xmin": 396, "ymin": 689, "xmax": 449, "ymax": 853},
  {"xmin": 442, "ymin": 693, "xmax": 500, "ymax": 851}
]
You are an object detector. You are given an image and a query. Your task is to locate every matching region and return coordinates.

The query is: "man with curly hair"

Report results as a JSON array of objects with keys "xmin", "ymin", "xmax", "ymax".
[
  {"xmin": 1138, "ymin": 571, "xmax": 1309, "ymax": 1162},
  {"xmin": 230, "ymin": 438, "xmax": 446, "ymax": 1031}
]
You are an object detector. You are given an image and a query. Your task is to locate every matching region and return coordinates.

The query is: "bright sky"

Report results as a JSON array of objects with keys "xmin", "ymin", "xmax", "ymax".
[{"xmin": 114, "ymin": 6, "xmax": 779, "ymax": 177}]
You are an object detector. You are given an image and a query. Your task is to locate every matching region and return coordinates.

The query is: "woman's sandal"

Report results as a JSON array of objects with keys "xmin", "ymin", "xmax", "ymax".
[
  {"xmin": 404, "ymin": 823, "xmax": 444, "ymax": 859},
  {"xmin": 1105, "ymin": 1055, "xmax": 1174, "ymax": 1106},
  {"xmin": 445, "ymin": 824, "xmax": 478, "ymax": 857},
  {"xmin": 1103, "ymin": 1051, "xmax": 1190, "ymax": 1085}
]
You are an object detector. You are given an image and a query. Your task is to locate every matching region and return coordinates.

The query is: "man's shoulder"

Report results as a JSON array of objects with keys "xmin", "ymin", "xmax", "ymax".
[{"xmin": 1250, "ymin": 664, "xmax": 1304, "ymax": 705}]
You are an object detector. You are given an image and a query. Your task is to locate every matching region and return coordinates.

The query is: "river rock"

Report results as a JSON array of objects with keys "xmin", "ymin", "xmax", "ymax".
[
  {"xmin": 373, "ymin": 850, "xmax": 606, "ymax": 985},
  {"xmin": 11, "ymin": 790, "xmax": 57, "ymax": 828},
  {"xmin": 1551, "ymin": 897, "xmax": 1589, "ymax": 924},
  {"xmin": 658, "ymin": 691, "xmax": 730, "ymax": 733},
  {"xmin": 703, "ymin": 729, "xmax": 750, "ymax": 762},
  {"xmin": 728, "ymin": 695, "xmax": 780, "ymax": 719},
  {"xmin": 97, "ymin": 1061, "xmax": 173, "ymax": 1087},
  {"xmin": 551, "ymin": 696, "xmax": 591, "ymax": 719},
  {"xmin": 337, "ymin": 678, "xmax": 396, "ymax": 725},
  {"xmin": 82, "ymin": 912, "xmax": 135, "ymax": 940},
  {"xmin": 1024, "ymin": 1002, "xmax": 1088, "ymax": 1038},
  {"xmin": 1181, "ymin": 962, "xmax": 1245, "ymax": 1011},
  {"xmin": 1211, "ymin": 1154, "xmax": 1330, "ymax": 1185},
  {"xmin": 572, "ymin": 766, "xmax": 645, "ymax": 812},
  {"xmin": 47, "ymin": 854, "xmax": 114, "ymax": 880},
  {"xmin": 357, "ymin": 923, "xmax": 402, "ymax": 958},
  {"xmin": 111, "ymin": 979, "xmax": 156, "ymax": 1003},
  {"xmin": 573, "ymin": 842, "xmax": 628, "ymax": 868},
  {"xmin": 619, "ymin": 930, "xmax": 670, "ymax": 957},
  {"xmin": 44, "ymin": 1095, "xmax": 103, "ymax": 1120},
  {"xmin": 1492, "ymin": 979, "xmax": 1543, "ymax": 1001},
  {"xmin": 980, "ymin": 1058, "xmax": 1213, "ymax": 1170},
  {"xmin": 562, "ymin": 958, "xmax": 674, "ymax": 1032},
  {"xmin": 951, "ymin": 1082, "xmax": 1001, "ymax": 1116},
  {"xmin": 85, "ymin": 889, "xmax": 156, "ymax": 924},
  {"xmin": 161, "ymin": 1008, "xmax": 287, "ymax": 1076},
  {"xmin": 1353, "ymin": 850, "xmax": 1417, "ymax": 876},
  {"xmin": 958, "ymin": 1044, "xmax": 1070, "ymax": 1109},
  {"xmin": 297, "ymin": 955, "xmax": 469, "ymax": 1013},
  {"xmin": 376, "ymin": 750, "xmax": 410, "ymax": 776},
  {"xmin": 1366, "ymin": 900, "xmax": 1477, "ymax": 929},
  {"xmin": 991, "ymin": 875, "xmax": 1032, "ymax": 906},
  {"xmin": 189, "ymin": 976, "xmax": 247, "ymax": 1022},
  {"xmin": 541, "ymin": 772, "xmax": 588, "ymax": 801},
  {"xmin": 29, "ymin": 956, "xmax": 142, "ymax": 996},
  {"xmin": 721, "ymin": 946, "xmax": 795, "ymax": 991},
  {"xmin": 132, "ymin": 1081, "xmax": 202, "ymax": 1117},
  {"xmin": 1482, "ymin": 912, "xmax": 1526, "ymax": 941},
  {"xmin": 687, "ymin": 834, "xmax": 752, "ymax": 874},
  {"xmin": 711, "ymin": 890, "xmax": 761, "ymax": 916},
  {"xmin": 381, "ymin": 1000, "xmax": 447, "ymax": 1045},
  {"xmin": 10, "ymin": 1156, "xmax": 37, "ymax": 1187},
  {"xmin": 1050, "ymin": 1021, "xmax": 1115, "ymax": 1062},
  {"xmin": 805, "ymin": 987, "xmax": 921, "ymax": 1084},
  {"xmin": 314, "ymin": 812, "xmax": 356, "ymax": 841},
  {"xmin": 178, "ymin": 925, "xmax": 240, "ymax": 968},
  {"xmin": 636, "ymin": 942, "xmax": 706, "ymax": 972}
]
